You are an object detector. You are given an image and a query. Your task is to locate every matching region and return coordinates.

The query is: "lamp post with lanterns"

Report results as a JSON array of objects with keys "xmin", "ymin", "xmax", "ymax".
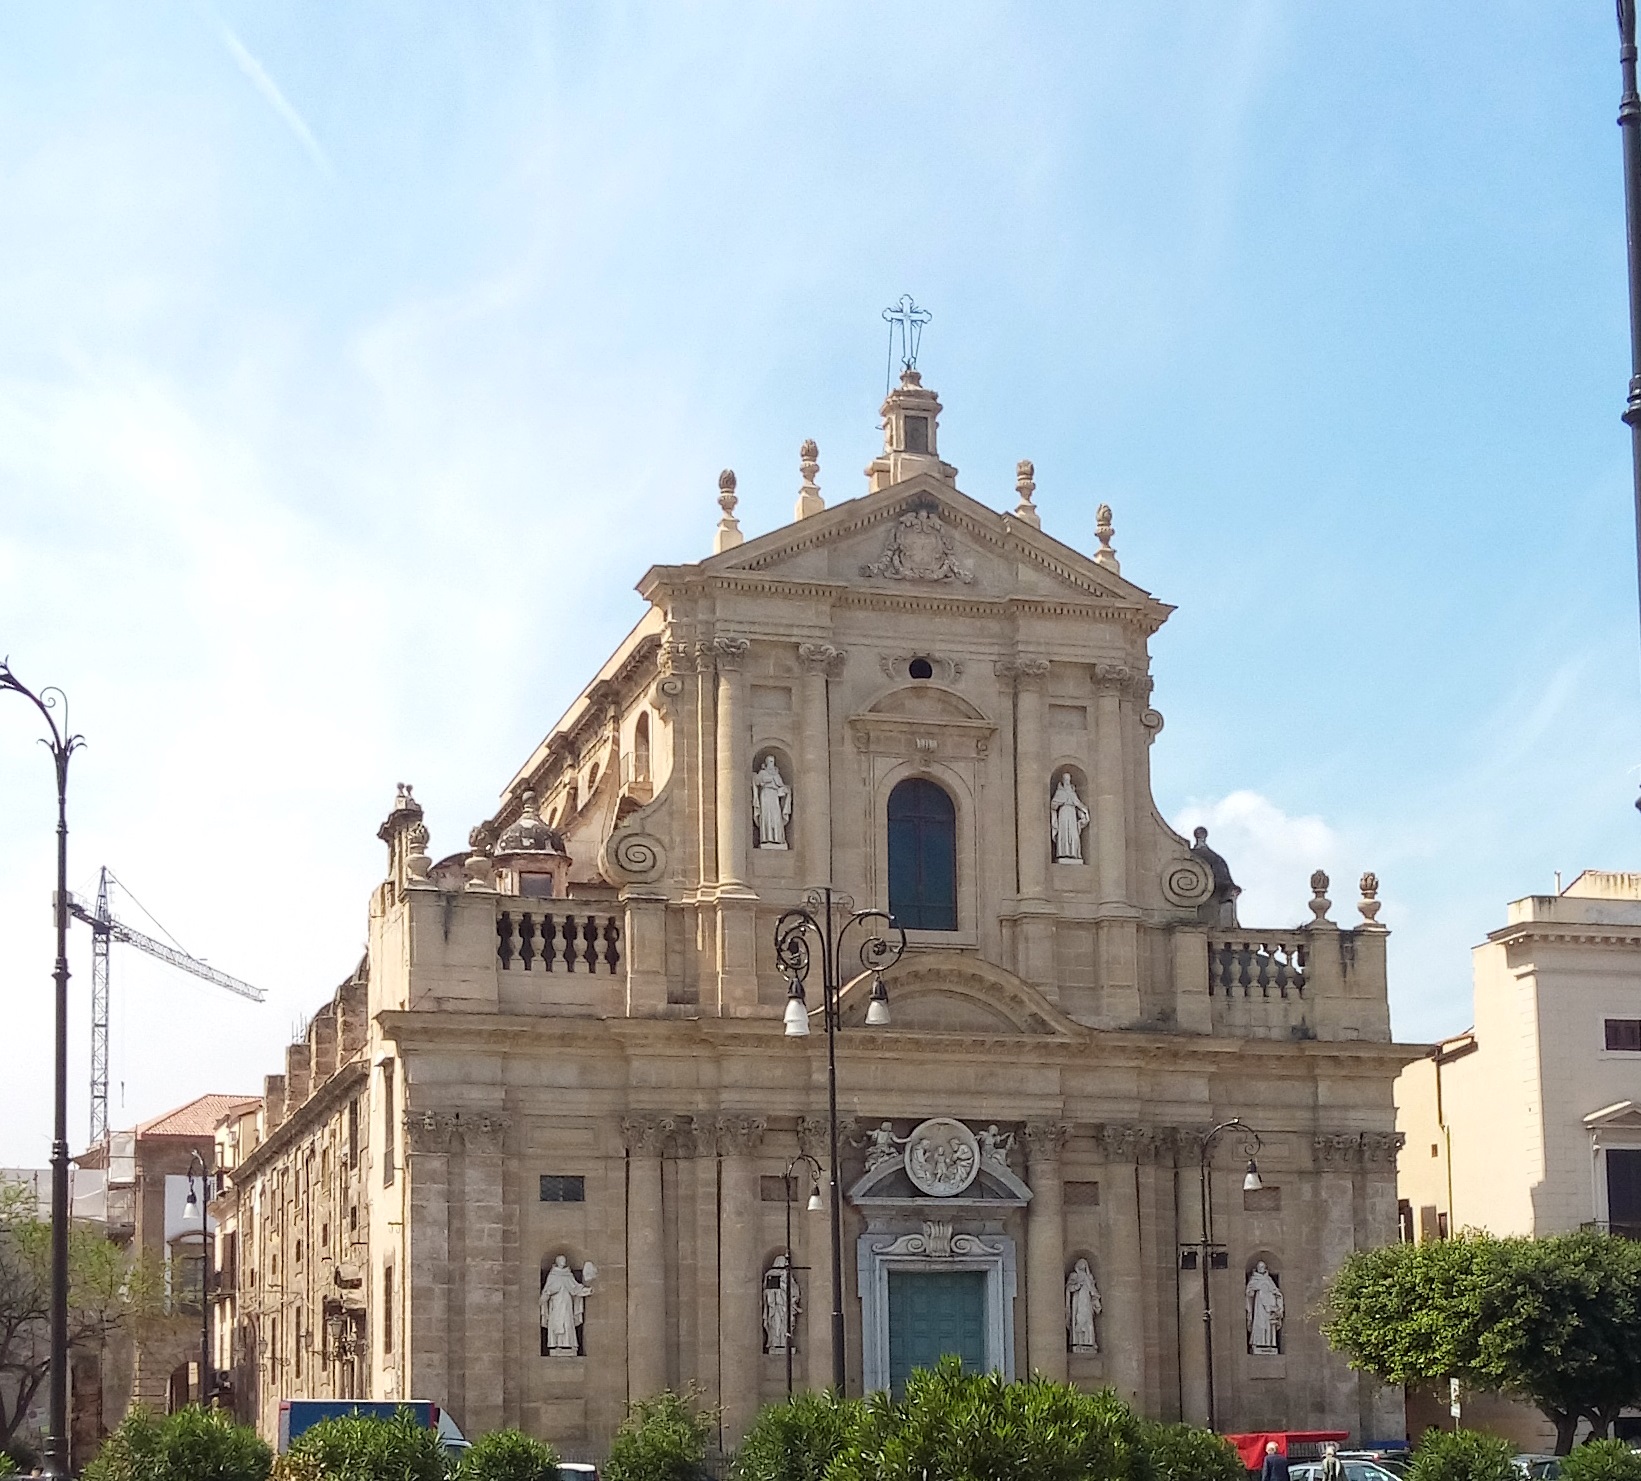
[
  {"xmin": 780, "ymin": 1153, "xmax": 824, "ymax": 1397},
  {"xmin": 777, "ymin": 888, "xmax": 905, "ymax": 1393},
  {"xmin": 183, "ymin": 1149, "xmax": 213, "ymax": 1406}
]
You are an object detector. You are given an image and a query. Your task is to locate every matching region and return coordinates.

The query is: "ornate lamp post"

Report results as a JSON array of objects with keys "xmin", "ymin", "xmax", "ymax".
[
  {"xmin": 183, "ymin": 1149, "xmax": 213, "ymax": 1406},
  {"xmin": 1178, "ymin": 1117, "xmax": 1264, "ymax": 1432},
  {"xmin": 780, "ymin": 1153, "xmax": 823, "ymax": 1397},
  {"xmin": 0, "ymin": 661, "xmax": 82, "ymax": 1477},
  {"xmin": 1616, "ymin": 2, "xmax": 1641, "ymax": 694},
  {"xmin": 777, "ymin": 888, "xmax": 906, "ymax": 1393}
]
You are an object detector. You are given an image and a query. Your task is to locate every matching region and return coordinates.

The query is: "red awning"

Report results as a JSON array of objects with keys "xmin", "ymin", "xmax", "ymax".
[{"xmin": 1225, "ymin": 1431, "xmax": 1351, "ymax": 1470}]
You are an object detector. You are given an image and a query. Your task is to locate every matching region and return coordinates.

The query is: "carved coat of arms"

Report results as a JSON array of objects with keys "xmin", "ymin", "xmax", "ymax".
[{"xmin": 862, "ymin": 507, "xmax": 975, "ymax": 584}]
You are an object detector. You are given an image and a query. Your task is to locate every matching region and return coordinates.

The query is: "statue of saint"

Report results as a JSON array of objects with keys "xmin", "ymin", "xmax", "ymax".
[
  {"xmin": 1065, "ymin": 1258, "xmax": 1101, "ymax": 1353},
  {"xmin": 1245, "ymin": 1260, "xmax": 1284, "ymax": 1354},
  {"xmin": 1050, "ymin": 774, "xmax": 1090, "ymax": 862},
  {"xmin": 762, "ymin": 1255, "xmax": 801, "ymax": 1353},
  {"xmin": 751, "ymin": 756, "xmax": 793, "ymax": 849},
  {"xmin": 540, "ymin": 1254, "xmax": 596, "ymax": 1356}
]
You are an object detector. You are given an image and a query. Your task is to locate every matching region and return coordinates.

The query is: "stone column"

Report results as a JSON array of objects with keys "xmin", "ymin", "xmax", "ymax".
[
  {"xmin": 796, "ymin": 644, "xmax": 844, "ymax": 886},
  {"xmin": 718, "ymin": 1116, "xmax": 767, "ymax": 1443},
  {"xmin": 459, "ymin": 1113, "xmax": 509, "ymax": 1437},
  {"xmin": 1093, "ymin": 667, "xmax": 1130, "ymax": 909},
  {"xmin": 1024, "ymin": 1121, "xmax": 1069, "ymax": 1381},
  {"xmin": 623, "ymin": 1116, "xmax": 672, "ymax": 1402},
  {"xmin": 714, "ymin": 637, "xmax": 751, "ymax": 887},
  {"xmin": 403, "ymin": 1110, "xmax": 454, "ymax": 1414},
  {"xmin": 1099, "ymin": 1128, "xmax": 1146, "ymax": 1407}
]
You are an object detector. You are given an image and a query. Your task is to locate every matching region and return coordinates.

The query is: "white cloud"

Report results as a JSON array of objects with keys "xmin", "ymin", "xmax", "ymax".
[{"xmin": 1173, "ymin": 790, "xmax": 1342, "ymax": 929}]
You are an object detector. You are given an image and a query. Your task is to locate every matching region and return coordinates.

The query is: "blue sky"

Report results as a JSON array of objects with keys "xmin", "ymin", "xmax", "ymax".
[{"xmin": 1, "ymin": 3, "xmax": 1637, "ymax": 1163}]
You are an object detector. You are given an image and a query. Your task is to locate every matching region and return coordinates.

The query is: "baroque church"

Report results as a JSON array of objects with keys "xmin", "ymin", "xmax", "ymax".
[{"xmin": 214, "ymin": 363, "xmax": 1414, "ymax": 1456}]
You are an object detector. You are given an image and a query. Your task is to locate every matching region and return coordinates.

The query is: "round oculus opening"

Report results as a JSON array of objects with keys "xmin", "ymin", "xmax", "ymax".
[{"xmin": 908, "ymin": 657, "xmax": 934, "ymax": 680}]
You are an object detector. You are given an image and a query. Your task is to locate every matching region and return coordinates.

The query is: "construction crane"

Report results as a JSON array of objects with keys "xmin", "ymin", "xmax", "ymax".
[{"xmin": 66, "ymin": 866, "xmax": 266, "ymax": 1146}]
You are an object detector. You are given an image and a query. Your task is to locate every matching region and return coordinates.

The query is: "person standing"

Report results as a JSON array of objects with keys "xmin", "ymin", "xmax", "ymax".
[{"xmin": 1261, "ymin": 1442, "xmax": 1291, "ymax": 1481}]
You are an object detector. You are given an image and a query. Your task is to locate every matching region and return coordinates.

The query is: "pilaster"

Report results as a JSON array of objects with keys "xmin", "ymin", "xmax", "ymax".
[
  {"xmin": 622, "ymin": 1115, "xmax": 672, "ymax": 1402},
  {"xmin": 1023, "ymin": 1120, "xmax": 1069, "ymax": 1381},
  {"xmin": 717, "ymin": 1115, "xmax": 767, "ymax": 1442},
  {"xmin": 1097, "ymin": 1127, "xmax": 1146, "ymax": 1407},
  {"xmin": 458, "ymin": 1113, "xmax": 509, "ymax": 1437},
  {"xmin": 403, "ymin": 1110, "xmax": 454, "ymax": 1416},
  {"xmin": 796, "ymin": 644, "xmax": 844, "ymax": 887}
]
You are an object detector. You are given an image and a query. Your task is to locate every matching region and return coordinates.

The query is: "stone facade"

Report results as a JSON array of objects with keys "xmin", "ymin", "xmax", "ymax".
[{"xmin": 225, "ymin": 372, "xmax": 1416, "ymax": 1455}]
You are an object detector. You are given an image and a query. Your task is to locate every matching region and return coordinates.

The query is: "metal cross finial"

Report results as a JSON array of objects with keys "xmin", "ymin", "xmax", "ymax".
[{"xmin": 883, "ymin": 295, "xmax": 932, "ymax": 375}]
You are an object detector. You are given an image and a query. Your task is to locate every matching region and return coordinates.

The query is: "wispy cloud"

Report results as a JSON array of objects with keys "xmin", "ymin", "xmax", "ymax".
[{"xmin": 195, "ymin": 4, "xmax": 334, "ymax": 179}]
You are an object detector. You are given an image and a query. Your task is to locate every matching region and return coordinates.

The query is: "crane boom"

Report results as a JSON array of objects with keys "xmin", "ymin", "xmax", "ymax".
[{"xmin": 66, "ymin": 895, "xmax": 267, "ymax": 1002}]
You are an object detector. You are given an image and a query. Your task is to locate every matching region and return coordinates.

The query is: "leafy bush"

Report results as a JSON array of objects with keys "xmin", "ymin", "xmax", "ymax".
[
  {"xmin": 826, "ymin": 1357, "xmax": 1150, "ymax": 1481},
  {"xmin": 277, "ymin": 1410, "xmax": 448, "ymax": 1481},
  {"xmin": 604, "ymin": 1390, "xmax": 716, "ymax": 1481},
  {"xmin": 1140, "ymin": 1420, "xmax": 1246, "ymax": 1481},
  {"xmin": 1562, "ymin": 1440, "xmax": 1641, "ymax": 1481},
  {"xmin": 730, "ymin": 1390, "xmax": 865, "ymax": 1481},
  {"xmin": 1408, "ymin": 1428, "xmax": 1517, "ymax": 1481},
  {"xmin": 457, "ymin": 1429, "xmax": 561, "ymax": 1481},
  {"xmin": 84, "ymin": 1405, "xmax": 272, "ymax": 1481},
  {"xmin": 0, "ymin": 1451, "xmax": 17, "ymax": 1478}
]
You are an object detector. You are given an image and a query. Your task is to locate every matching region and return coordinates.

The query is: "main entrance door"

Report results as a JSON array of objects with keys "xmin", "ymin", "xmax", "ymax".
[{"xmin": 886, "ymin": 1269, "xmax": 987, "ymax": 1395}]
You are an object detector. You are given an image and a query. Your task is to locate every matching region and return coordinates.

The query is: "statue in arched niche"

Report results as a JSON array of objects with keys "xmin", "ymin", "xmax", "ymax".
[
  {"xmin": 1065, "ymin": 1258, "xmax": 1101, "ymax": 1353},
  {"xmin": 1050, "ymin": 773, "xmax": 1090, "ymax": 863},
  {"xmin": 751, "ymin": 756, "xmax": 792, "ymax": 849}
]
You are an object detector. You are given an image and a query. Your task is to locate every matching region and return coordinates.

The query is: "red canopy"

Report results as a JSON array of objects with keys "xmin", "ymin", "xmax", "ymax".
[{"xmin": 1225, "ymin": 1431, "xmax": 1351, "ymax": 1471}]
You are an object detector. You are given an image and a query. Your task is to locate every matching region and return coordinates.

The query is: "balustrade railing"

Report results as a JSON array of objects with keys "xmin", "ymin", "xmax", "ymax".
[
  {"xmin": 496, "ymin": 911, "xmax": 621, "ymax": 974},
  {"xmin": 1208, "ymin": 935, "xmax": 1307, "ymax": 998}
]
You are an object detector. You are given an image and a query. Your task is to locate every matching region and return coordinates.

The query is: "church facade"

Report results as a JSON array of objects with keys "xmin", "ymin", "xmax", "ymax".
[{"xmin": 221, "ymin": 371, "xmax": 1413, "ymax": 1455}]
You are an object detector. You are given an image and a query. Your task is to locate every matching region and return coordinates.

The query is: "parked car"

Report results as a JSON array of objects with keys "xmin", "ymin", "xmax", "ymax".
[
  {"xmin": 557, "ymin": 1467, "xmax": 599, "ymax": 1481},
  {"xmin": 276, "ymin": 1400, "xmax": 469, "ymax": 1456},
  {"xmin": 1291, "ymin": 1461, "xmax": 1403, "ymax": 1481},
  {"xmin": 1340, "ymin": 1450, "xmax": 1412, "ymax": 1477},
  {"xmin": 1513, "ymin": 1456, "xmax": 1562, "ymax": 1481}
]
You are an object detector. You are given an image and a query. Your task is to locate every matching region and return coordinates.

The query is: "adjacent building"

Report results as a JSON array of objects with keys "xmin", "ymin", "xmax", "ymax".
[{"xmin": 222, "ymin": 370, "xmax": 1418, "ymax": 1456}]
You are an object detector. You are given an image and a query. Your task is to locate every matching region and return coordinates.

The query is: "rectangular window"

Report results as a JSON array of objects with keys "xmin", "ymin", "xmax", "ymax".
[
  {"xmin": 1606, "ymin": 1019, "xmax": 1641, "ymax": 1052},
  {"xmin": 760, "ymin": 1175, "xmax": 788, "ymax": 1202},
  {"xmin": 347, "ymin": 1098, "xmax": 359, "ymax": 1169},
  {"xmin": 1398, "ymin": 1198, "xmax": 1415, "ymax": 1244},
  {"xmin": 1437, "ymin": 1212, "xmax": 1450, "ymax": 1240},
  {"xmin": 382, "ymin": 1062, "xmax": 396, "ymax": 1186},
  {"xmin": 382, "ymin": 1265, "xmax": 395, "ymax": 1355},
  {"xmin": 903, "ymin": 415, "xmax": 930, "ymax": 453},
  {"xmin": 539, "ymin": 1175, "xmax": 586, "ymax": 1203},
  {"xmin": 295, "ymin": 1307, "xmax": 305, "ymax": 1380},
  {"xmin": 1608, "ymin": 1149, "xmax": 1641, "ymax": 1235},
  {"xmin": 1243, "ymin": 1186, "xmax": 1282, "ymax": 1212},
  {"xmin": 1064, "ymin": 1181, "xmax": 1101, "ymax": 1206}
]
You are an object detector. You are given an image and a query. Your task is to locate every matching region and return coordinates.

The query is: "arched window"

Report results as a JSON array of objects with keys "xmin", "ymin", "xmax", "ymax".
[
  {"xmin": 887, "ymin": 778, "xmax": 957, "ymax": 931},
  {"xmin": 632, "ymin": 712, "xmax": 651, "ymax": 783}
]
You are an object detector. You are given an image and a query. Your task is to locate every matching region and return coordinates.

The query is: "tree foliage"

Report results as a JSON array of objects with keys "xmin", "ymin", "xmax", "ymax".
[
  {"xmin": 1137, "ymin": 1419, "xmax": 1245, "ymax": 1481},
  {"xmin": 82, "ymin": 1406, "xmax": 271, "ymax": 1481},
  {"xmin": 1561, "ymin": 1440, "xmax": 1641, "ymax": 1481},
  {"xmin": 1406, "ymin": 1429, "xmax": 1516, "ymax": 1481},
  {"xmin": 730, "ymin": 1391, "xmax": 865, "ymax": 1481},
  {"xmin": 603, "ymin": 1390, "xmax": 716, "ymax": 1481},
  {"xmin": 0, "ymin": 1179, "xmax": 162, "ymax": 1451},
  {"xmin": 276, "ymin": 1410, "xmax": 449, "ymax": 1481},
  {"xmin": 456, "ymin": 1428, "xmax": 561, "ymax": 1481},
  {"xmin": 1324, "ymin": 1233, "xmax": 1641, "ymax": 1453}
]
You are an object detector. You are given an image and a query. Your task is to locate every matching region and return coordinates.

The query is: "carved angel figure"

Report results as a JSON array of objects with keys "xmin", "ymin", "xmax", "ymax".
[
  {"xmin": 1051, "ymin": 773, "xmax": 1090, "ymax": 863},
  {"xmin": 978, "ymin": 1124, "xmax": 1014, "ymax": 1171},
  {"xmin": 751, "ymin": 756, "xmax": 792, "ymax": 849},
  {"xmin": 859, "ymin": 1121, "xmax": 904, "ymax": 1172}
]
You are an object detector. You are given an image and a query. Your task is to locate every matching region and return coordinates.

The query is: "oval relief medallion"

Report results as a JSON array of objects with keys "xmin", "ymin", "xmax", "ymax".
[{"xmin": 904, "ymin": 1117, "xmax": 980, "ymax": 1197}]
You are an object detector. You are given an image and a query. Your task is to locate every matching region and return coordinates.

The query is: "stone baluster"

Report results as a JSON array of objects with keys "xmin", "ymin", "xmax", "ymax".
[
  {"xmin": 797, "ymin": 644, "xmax": 844, "ymax": 885},
  {"xmin": 622, "ymin": 1116, "xmax": 672, "ymax": 1400},
  {"xmin": 1024, "ymin": 1121, "xmax": 1070, "ymax": 1382},
  {"xmin": 718, "ymin": 1116, "xmax": 767, "ymax": 1442}
]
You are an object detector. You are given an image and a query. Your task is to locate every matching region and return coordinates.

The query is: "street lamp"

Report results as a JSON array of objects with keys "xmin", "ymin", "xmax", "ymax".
[
  {"xmin": 0, "ymin": 661, "xmax": 82, "ymax": 1478},
  {"xmin": 1178, "ymin": 1117, "xmax": 1264, "ymax": 1432},
  {"xmin": 184, "ymin": 1149, "xmax": 213, "ymax": 1407},
  {"xmin": 776, "ymin": 888, "xmax": 906, "ymax": 1393},
  {"xmin": 780, "ymin": 1153, "xmax": 823, "ymax": 1398}
]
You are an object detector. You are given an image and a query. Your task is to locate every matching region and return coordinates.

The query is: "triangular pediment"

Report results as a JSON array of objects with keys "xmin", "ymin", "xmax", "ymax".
[
  {"xmin": 649, "ymin": 475, "xmax": 1172, "ymax": 629},
  {"xmin": 1587, "ymin": 1100, "xmax": 1641, "ymax": 1132}
]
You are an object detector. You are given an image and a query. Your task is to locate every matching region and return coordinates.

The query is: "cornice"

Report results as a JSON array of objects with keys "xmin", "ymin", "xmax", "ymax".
[
  {"xmin": 1488, "ymin": 921, "xmax": 1641, "ymax": 950},
  {"xmin": 231, "ymin": 1058, "xmax": 369, "ymax": 1185}
]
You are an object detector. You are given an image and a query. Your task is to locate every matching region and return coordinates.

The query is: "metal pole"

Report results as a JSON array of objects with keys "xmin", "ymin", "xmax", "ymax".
[
  {"xmin": 0, "ymin": 663, "xmax": 81, "ymax": 1480},
  {"xmin": 823, "ymin": 890, "xmax": 846, "ymax": 1394},
  {"xmin": 784, "ymin": 1171, "xmax": 794, "ymax": 1398},
  {"xmin": 1618, "ymin": 0, "xmax": 1641, "ymax": 673},
  {"xmin": 192, "ymin": 1152, "xmax": 211, "ymax": 1406},
  {"xmin": 1200, "ymin": 1147, "xmax": 1216, "ymax": 1432}
]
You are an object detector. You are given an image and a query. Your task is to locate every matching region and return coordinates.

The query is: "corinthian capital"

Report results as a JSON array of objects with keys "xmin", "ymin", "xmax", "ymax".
[
  {"xmin": 1022, "ymin": 1120, "xmax": 1070, "ymax": 1163},
  {"xmin": 712, "ymin": 637, "xmax": 750, "ymax": 672},
  {"xmin": 621, "ymin": 1114, "xmax": 676, "ymax": 1156},
  {"xmin": 995, "ymin": 657, "xmax": 1050, "ymax": 685},
  {"xmin": 797, "ymin": 642, "xmax": 847, "ymax": 677},
  {"xmin": 716, "ymin": 1114, "xmax": 768, "ymax": 1155}
]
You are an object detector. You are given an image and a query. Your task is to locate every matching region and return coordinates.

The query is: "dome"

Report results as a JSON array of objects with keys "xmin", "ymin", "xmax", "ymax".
[{"xmin": 495, "ymin": 791, "xmax": 568, "ymax": 859}]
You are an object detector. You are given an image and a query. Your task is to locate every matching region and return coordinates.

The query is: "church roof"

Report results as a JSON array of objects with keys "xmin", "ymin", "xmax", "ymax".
[{"xmin": 135, "ymin": 1093, "xmax": 260, "ymax": 1139}]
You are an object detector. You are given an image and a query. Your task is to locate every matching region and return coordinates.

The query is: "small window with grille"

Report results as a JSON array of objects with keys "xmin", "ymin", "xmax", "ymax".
[{"xmin": 539, "ymin": 1175, "xmax": 585, "ymax": 1203}]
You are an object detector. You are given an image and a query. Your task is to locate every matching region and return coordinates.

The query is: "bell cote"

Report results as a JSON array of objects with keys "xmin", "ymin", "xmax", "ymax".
[{"xmin": 866, "ymin": 370, "xmax": 958, "ymax": 492}]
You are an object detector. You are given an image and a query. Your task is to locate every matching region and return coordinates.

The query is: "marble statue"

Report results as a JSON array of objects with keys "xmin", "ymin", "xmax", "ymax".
[
  {"xmin": 751, "ymin": 756, "xmax": 793, "ymax": 850},
  {"xmin": 1065, "ymin": 1257, "xmax": 1101, "ymax": 1353},
  {"xmin": 540, "ymin": 1254, "xmax": 596, "ymax": 1356},
  {"xmin": 1050, "ymin": 774, "xmax": 1090, "ymax": 863},
  {"xmin": 860, "ymin": 1121, "xmax": 903, "ymax": 1172},
  {"xmin": 762, "ymin": 1254, "xmax": 801, "ymax": 1353},
  {"xmin": 1245, "ymin": 1260, "xmax": 1284, "ymax": 1355},
  {"xmin": 977, "ymin": 1124, "xmax": 1014, "ymax": 1172},
  {"xmin": 904, "ymin": 1117, "xmax": 980, "ymax": 1197}
]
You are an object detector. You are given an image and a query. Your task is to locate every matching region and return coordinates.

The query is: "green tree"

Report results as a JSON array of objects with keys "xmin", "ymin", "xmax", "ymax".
[
  {"xmin": 82, "ymin": 1405, "xmax": 271, "ymax": 1481},
  {"xmin": 0, "ymin": 1180, "xmax": 162, "ymax": 1452},
  {"xmin": 730, "ymin": 1391, "xmax": 865, "ymax": 1481},
  {"xmin": 1561, "ymin": 1440, "xmax": 1641, "ymax": 1481},
  {"xmin": 1139, "ymin": 1420, "xmax": 1246, "ymax": 1481},
  {"xmin": 603, "ymin": 1391, "xmax": 716, "ymax": 1481},
  {"xmin": 1406, "ymin": 1429, "xmax": 1516, "ymax": 1481},
  {"xmin": 457, "ymin": 1428, "xmax": 561, "ymax": 1481},
  {"xmin": 0, "ymin": 1450, "xmax": 17, "ymax": 1478},
  {"xmin": 1324, "ymin": 1233, "xmax": 1641, "ymax": 1453},
  {"xmin": 277, "ymin": 1410, "xmax": 449, "ymax": 1481}
]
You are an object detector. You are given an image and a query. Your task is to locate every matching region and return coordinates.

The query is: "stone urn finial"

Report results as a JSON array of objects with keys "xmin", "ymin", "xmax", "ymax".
[
  {"xmin": 1013, "ymin": 460, "xmax": 1040, "ymax": 529},
  {"xmin": 796, "ymin": 440, "xmax": 823, "ymax": 520},
  {"xmin": 1358, "ymin": 871, "xmax": 1383, "ymax": 926},
  {"xmin": 1094, "ymin": 503, "xmax": 1120, "ymax": 573},
  {"xmin": 1308, "ymin": 869, "xmax": 1333, "ymax": 925},
  {"xmin": 714, "ymin": 468, "xmax": 743, "ymax": 553}
]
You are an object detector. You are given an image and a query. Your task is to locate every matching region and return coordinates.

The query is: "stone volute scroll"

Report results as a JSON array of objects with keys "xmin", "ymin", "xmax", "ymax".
[
  {"xmin": 540, "ymin": 1253, "xmax": 597, "ymax": 1357},
  {"xmin": 1065, "ymin": 1257, "xmax": 1101, "ymax": 1354},
  {"xmin": 1050, "ymin": 773, "xmax": 1090, "ymax": 863},
  {"xmin": 751, "ymin": 755, "xmax": 792, "ymax": 850},
  {"xmin": 762, "ymin": 1255, "xmax": 801, "ymax": 1353},
  {"xmin": 1245, "ymin": 1259, "xmax": 1283, "ymax": 1355}
]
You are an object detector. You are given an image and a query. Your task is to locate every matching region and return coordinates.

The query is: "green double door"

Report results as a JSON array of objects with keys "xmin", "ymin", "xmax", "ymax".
[{"xmin": 886, "ymin": 1270, "xmax": 987, "ymax": 1396}]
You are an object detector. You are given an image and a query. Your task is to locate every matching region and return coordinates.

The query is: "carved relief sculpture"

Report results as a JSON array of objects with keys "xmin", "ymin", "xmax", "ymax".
[
  {"xmin": 1050, "ymin": 773, "xmax": 1090, "ymax": 863},
  {"xmin": 977, "ymin": 1124, "xmax": 1014, "ymax": 1174},
  {"xmin": 1065, "ymin": 1258, "xmax": 1101, "ymax": 1353},
  {"xmin": 861, "ymin": 505, "xmax": 975, "ymax": 584},
  {"xmin": 859, "ymin": 1122, "xmax": 905, "ymax": 1173},
  {"xmin": 540, "ymin": 1254, "xmax": 597, "ymax": 1356},
  {"xmin": 1245, "ymin": 1260, "xmax": 1283, "ymax": 1354},
  {"xmin": 762, "ymin": 1254, "xmax": 801, "ymax": 1353},
  {"xmin": 751, "ymin": 756, "xmax": 793, "ymax": 850},
  {"xmin": 904, "ymin": 1117, "xmax": 980, "ymax": 1197}
]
